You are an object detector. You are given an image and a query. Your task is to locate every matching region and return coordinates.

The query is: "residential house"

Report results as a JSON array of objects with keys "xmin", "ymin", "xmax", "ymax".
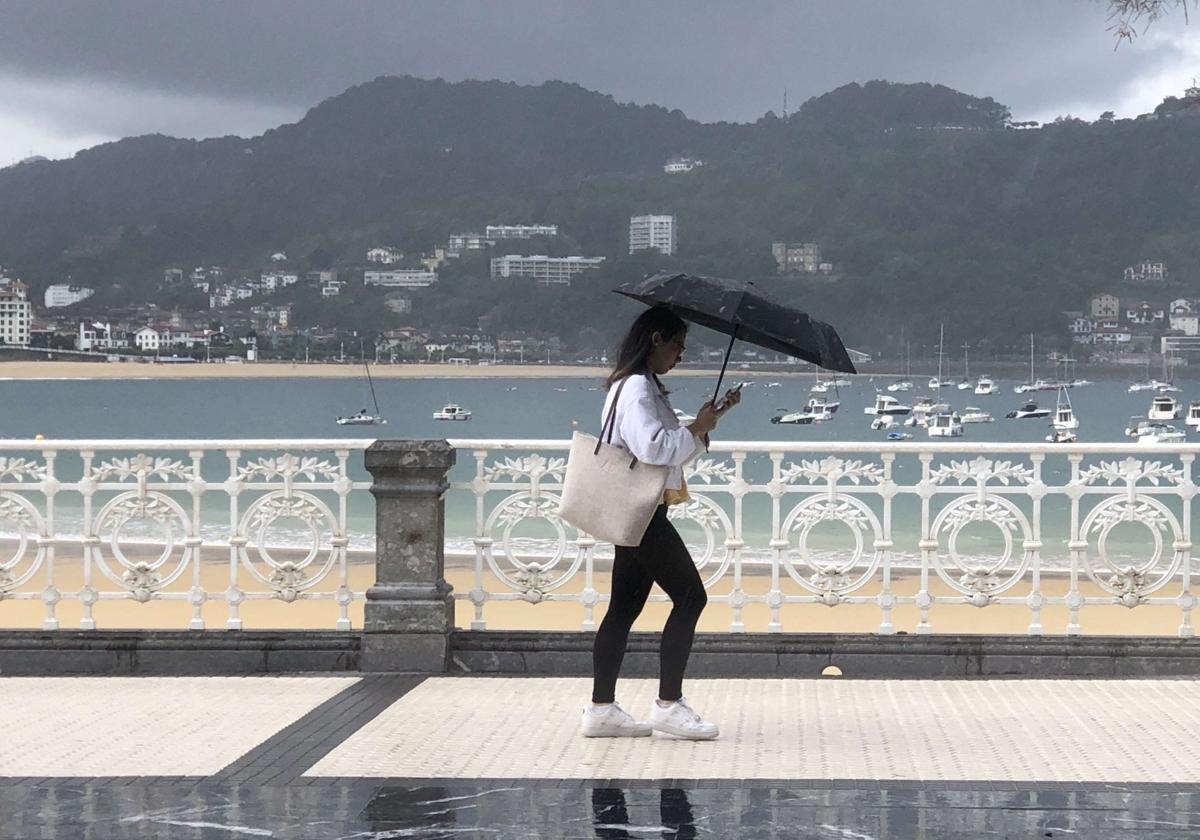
[
  {"xmin": 772, "ymin": 242, "xmax": 832, "ymax": 274},
  {"xmin": 163, "ymin": 268, "xmax": 184, "ymax": 285},
  {"xmin": 447, "ymin": 233, "xmax": 490, "ymax": 253},
  {"xmin": 366, "ymin": 246, "xmax": 405, "ymax": 264},
  {"xmin": 1089, "ymin": 293, "xmax": 1120, "ymax": 318},
  {"xmin": 133, "ymin": 326, "xmax": 165, "ymax": 352},
  {"xmin": 1170, "ymin": 308, "xmax": 1200, "ymax": 336},
  {"xmin": 1124, "ymin": 261, "xmax": 1167, "ymax": 282},
  {"xmin": 76, "ymin": 321, "xmax": 125, "ymax": 352},
  {"xmin": 320, "ymin": 278, "xmax": 345, "ymax": 297},
  {"xmin": 1125, "ymin": 301, "xmax": 1165, "ymax": 326},
  {"xmin": 1093, "ymin": 326, "xmax": 1133, "ymax": 345},
  {"xmin": 363, "ymin": 269, "xmax": 438, "ymax": 288}
]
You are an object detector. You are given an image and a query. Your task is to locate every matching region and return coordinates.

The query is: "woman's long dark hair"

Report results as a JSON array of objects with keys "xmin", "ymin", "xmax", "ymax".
[{"xmin": 605, "ymin": 306, "xmax": 688, "ymax": 390}]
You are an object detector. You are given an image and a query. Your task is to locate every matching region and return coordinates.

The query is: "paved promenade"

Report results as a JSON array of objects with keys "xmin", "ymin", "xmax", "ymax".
[{"xmin": 2, "ymin": 675, "xmax": 1199, "ymax": 838}]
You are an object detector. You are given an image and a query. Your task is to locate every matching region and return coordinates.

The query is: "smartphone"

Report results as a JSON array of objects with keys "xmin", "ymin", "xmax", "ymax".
[{"xmin": 716, "ymin": 381, "xmax": 746, "ymax": 410}]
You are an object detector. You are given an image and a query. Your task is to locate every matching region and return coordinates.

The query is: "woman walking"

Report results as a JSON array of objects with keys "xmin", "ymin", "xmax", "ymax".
[{"xmin": 580, "ymin": 306, "xmax": 740, "ymax": 741}]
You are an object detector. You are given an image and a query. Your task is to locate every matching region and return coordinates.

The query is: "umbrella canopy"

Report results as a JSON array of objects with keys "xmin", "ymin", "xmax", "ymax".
[{"xmin": 613, "ymin": 273, "xmax": 857, "ymax": 397}]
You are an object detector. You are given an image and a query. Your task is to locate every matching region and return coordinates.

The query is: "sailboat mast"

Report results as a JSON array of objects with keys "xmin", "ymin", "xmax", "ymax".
[
  {"xmin": 365, "ymin": 358, "xmax": 380, "ymax": 414},
  {"xmin": 1029, "ymin": 333, "xmax": 1035, "ymax": 383},
  {"xmin": 937, "ymin": 324, "xmax": 944, "ymax": 382}
]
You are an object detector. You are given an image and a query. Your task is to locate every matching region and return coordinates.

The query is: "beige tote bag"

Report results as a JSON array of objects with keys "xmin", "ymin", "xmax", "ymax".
[{"xmin": 558, "ymin": 378, "xmax": 669, "ymax": 547}]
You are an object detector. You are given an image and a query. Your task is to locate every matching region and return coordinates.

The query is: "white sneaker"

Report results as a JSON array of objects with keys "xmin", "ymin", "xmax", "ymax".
[
  {"xmin": 580, "ymin": 703, "xmax": 652, "ymax": 738},
  {"xmin": 647, "ymin": 697, "xmax": 719, "ymax": 740}
]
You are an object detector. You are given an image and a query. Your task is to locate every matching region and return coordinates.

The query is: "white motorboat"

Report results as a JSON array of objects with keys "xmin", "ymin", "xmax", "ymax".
[
  {"xmin": 1148, "ymin": 394, "xmax": 1181, "ymax": 421},
  {"xmin": 904, "ymin": 396, "xmax": 936, "ymax": 427},
  {"xmin": 1186, "ymin": 401, "xmax": 1200, "ymax": 430},
  {"xmin": 887, "ymin": 379, "xmax": 915, "ymax": 393},
  {"xmin": 864, "ymin": 393, "xmax": 912, "ymax": 416},
  {"xmin": 771, "ymin": 409, "xmax": 815, "ymax": 425},
  {"xmin": 433, "ymin": 403, "xmax": 472, "ymax": 421},
  {"xmin": 927, "ymin": 410, "xmax": 964, "ymax": 438},
  {"xmin": 1125, "ymin": 417, "xmax": 1151, "ymax": 439},
  {"xmin": 673, "ymin": 408, "xmax": 696, "ymax": 422},
  {"xmin": 810, "ymin": 380, "xmax": 831, "ymax": 394},
  {"xmin": 1046, "ymin": 427, "xmax": 1077, "ymax": 443},
  {"xmin": 763, "ymin": 382, "xmax": 782, "ymax": 388},
  {"xmin": 1156, "ymin": 382, "xmax": 1182, "ymax": 393},
  {"xmin": 960, "ymin": 407, "xmax": 995, "ymax": 424},
  {"xmin": 1006, "ymin": 401, "xmax": 1051, "ymax": 420},
  {"xmin": 1128, "ymin": 380, "xmax": 1158, "ymax": 393},
  {"xmin": 1136, "ymin": 423, "xmax": 1186, "ymax": 445},
  {"xmin": 973, "ymin": 376, "xmax": 997, "ymax": 396},
  {"xmin": 805, "ymin": 397, "xmax": 838, "ymax": 419},
  {"xmin": 927, "ymin": 376, "xmax": 950, "ymax": 390},
  {"xmin": 870, "ymin": 414, "xmax": 897, "ymax": 430},
  {"xmin": 1051, "ymin": 388, "xmax": 1078, "ymax": 430},
  {"xmin": 1069, "ymin": 378, "xmax": 1092, "ymax": 388}
]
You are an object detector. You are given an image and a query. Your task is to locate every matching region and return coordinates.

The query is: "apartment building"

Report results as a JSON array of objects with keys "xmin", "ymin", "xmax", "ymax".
[{"xmin": 629, "ymin": 214, "xmax": 676, "ymax": 255}]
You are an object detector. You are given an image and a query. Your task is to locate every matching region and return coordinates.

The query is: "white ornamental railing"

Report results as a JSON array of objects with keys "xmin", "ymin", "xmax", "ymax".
[
  {"xmin": 448, "ymin": 440, "xmax": 1200, "ymax": 637},
  {"xmin": 0, "ymin": 440, "xmax": 372, "ymax": 630}
]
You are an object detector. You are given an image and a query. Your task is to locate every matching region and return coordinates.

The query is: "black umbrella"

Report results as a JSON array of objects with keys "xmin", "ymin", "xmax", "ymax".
[{"xmin": 613, "ymin": 271, "xmax": 857, "ymax": 404}]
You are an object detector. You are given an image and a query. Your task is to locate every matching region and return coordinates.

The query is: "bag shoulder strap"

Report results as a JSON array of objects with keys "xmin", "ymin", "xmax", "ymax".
[{"xmin": 595, "ymin": 379, "xmax": 643, "ymax": 470}]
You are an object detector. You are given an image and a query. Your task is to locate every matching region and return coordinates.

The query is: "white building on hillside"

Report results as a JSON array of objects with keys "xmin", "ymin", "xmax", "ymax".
[
  {"xmin": 629, "ymin": 214, "xmax": 676, "ymax": 255},
  {"xmin": 0, "ymin": 279, "xmax": 31, "ymax": 346},
  {"xmin": 44, "ymin": 284, "xmax": 95, "ymax": 308},
  {"xmin": 448, "ymin": 233, "xmax": 490, "ymax": 252},
  {"xmin": 490, "ymin": 255, "xmax": 605, "ymax": 286},
  {"xmin": 367, "ymin": 246, "xmax": 404, "ymax": 264},
  {"xmin": 364, "ymin": 269, "xmax": 438, "ymax": 288},
  {"xmin": 485, "ymin": 225, "xmax": 558, "ymax": 240}
]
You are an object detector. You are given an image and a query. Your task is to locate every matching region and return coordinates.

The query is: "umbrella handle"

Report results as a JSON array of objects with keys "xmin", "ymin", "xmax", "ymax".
[{"xmin": 711, "ymin": 327, "xmax": 739, "ymax": 407}]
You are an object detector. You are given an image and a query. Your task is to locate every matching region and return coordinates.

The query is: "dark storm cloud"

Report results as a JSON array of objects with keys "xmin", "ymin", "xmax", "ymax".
[{"xmin": 0, "ymin": 0, "xmax": 1193, "ymax": 153}]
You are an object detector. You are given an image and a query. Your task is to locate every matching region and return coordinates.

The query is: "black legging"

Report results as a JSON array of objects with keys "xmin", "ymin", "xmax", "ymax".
[{"xmin": 592, "ymin": 504, "xmax": 708, "ymax": 704}]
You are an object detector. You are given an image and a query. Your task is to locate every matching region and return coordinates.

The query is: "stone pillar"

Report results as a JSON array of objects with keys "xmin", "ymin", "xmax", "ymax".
[{"xmin": 362, "ymin": 439, "xmax": 456, "ymax": 672}]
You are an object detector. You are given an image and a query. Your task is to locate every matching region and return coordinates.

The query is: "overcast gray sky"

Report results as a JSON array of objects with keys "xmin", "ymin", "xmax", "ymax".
[{"xmin": 0, "ymin": 0, "xmax": 1197, "ymax": 165}]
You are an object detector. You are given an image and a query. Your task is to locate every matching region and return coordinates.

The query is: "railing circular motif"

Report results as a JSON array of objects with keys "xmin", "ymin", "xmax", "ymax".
[
  {"xmin": 780, "ymin": 493, "xmax": 883, "ymax": 596},
  {"xmin": 930, "ymin": 495, "xmax": 1032, "ymax": 599},
  {"xmin": 236, "ymin": 490, "xmax": 341, "ymax": 601},
  {"xmin": 483, "ymin": 490, "xmax": 582, "ymax": 600},
  {"xmin": 90, "ymin": 491, "xmax": 193, "ymax": 601},
  {"xmin": 1080, "ymin": 495, "xmax": 1182, "ymax": 604},
  {"xmin": 0, "ymin": 492, "xmax": 46, "ymax": 593}
]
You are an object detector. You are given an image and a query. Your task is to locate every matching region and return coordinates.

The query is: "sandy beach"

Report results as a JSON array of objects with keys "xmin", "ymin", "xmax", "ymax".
[
  {"xmin": 0, "ymin": 540, "xmax": 1187, "ymax": 636},
  {"xmin": 0, "ymin": 360, "xmax": 809, "ymax": 381}
]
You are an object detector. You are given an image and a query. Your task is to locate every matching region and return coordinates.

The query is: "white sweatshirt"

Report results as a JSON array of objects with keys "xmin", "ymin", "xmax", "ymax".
[{"xmin": 600, "ymin": 373, "xmax": 704, "ymax": 490}]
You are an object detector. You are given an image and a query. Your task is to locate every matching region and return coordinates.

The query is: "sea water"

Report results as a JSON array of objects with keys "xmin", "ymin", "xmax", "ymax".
[{"xmin": 0, "ymin": 372, "xmax": 1192, "ymax": 568}]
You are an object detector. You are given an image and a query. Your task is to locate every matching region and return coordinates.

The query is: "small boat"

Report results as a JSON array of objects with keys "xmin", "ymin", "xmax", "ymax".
[
  {"xmin": 927, "ymin": 376, "xmax": 950, "ymax": 390},
  {"xmin": 1051, "ymin": 388, "xmax": 1078, "ymax": 430},
  {"xmin": 1156, "ymin": 382, "xmax": 1182, "ymax": 394},
  {"xmin": 554, "ymin": 387, "xmax": 568, "ymax": 392},
  {"xmin": 973, "ymin": 376, "xmax": 998, "ymax": 396},
  {"xmin": 887, "ymin": 379, "xmax": 915, "ymax": 393},
  {"xmin": 956, "ymin": 345, "xmax": 972, "ymax": 389},
  {"xmin": 1014, "ymin": 378, "xmax": 1055, "ymax": 394},
  {"xmin": 806, "ymin": 396, "xmax": 839, "ymax": 416},
  {"xmin": 1128, "ymin": 380, "xmax": 1157, "ymax": 393},
  {"xmin": 336, "ymin": 347, "xmax": 387, "ymax": 426},
  {"xmin": 1148, "ymin": 394, "xmax": 1181, "ymax": 421},
  {"xmin": 1046, "ymin": 427, "xmax": 1077, "ymax": 443},
  {"xmin": 960, "ymin": 407, "xmax": 995, "ymax": 424},
  {"xmin": 904, "ymin": 396, "xmax": 936, "ymax": 428},
  {"xmin": 863, "ymin": 393, "xmax": 912, "ymax": 416},
  {"xmin": 336, "ymin": 410, "xmax": 386, "ymax": 426},
  {"xmin": 771, "ymin": 410, "xmax": 815, "ymax": 425},
  {"xmin": 829, "ymin": 377, "xmax": 854, "ymax": 388},
  {"xmin": 763, "ymin": 381, "xmax": 782, "ymax": 388},
  {"xmin": 1069, "ymin": 378, "xmax": 1092, "ymax": 388},
  {"xmin": 927, "ymin": 410, "xmax": 964, "ymax": 438},
  {"xmin": 886, "ymin": 430, "xmax": 912, "ymax": 440},
  {"xmin": 1136, "ymin": 423, "xmax": 1186, "ymax": 445},
  {"xmin": 810, "ymin": 380, "xmax": 831, "ymax": 394},
  {"xmin": 433, "ymin": 403, "xmax": 472, "ymax": 421},
  {"xmin": 1125, "ymin": 416, "xmax": 1150, "ymax": 439},
  {"xmin": 1006, "ymin": 402, "xmax": 1051, "ymax": 420},
  {"xmin": 871, "ymin": 414, "xmax": 897, "ymax": 430},
  {"xmin": 1186, "ymin": 401, "xmax": 1200, "ymax": 430},
  {"xmin": 673, "ymin": 408, "xmax": 696, "ymax": 422}
]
